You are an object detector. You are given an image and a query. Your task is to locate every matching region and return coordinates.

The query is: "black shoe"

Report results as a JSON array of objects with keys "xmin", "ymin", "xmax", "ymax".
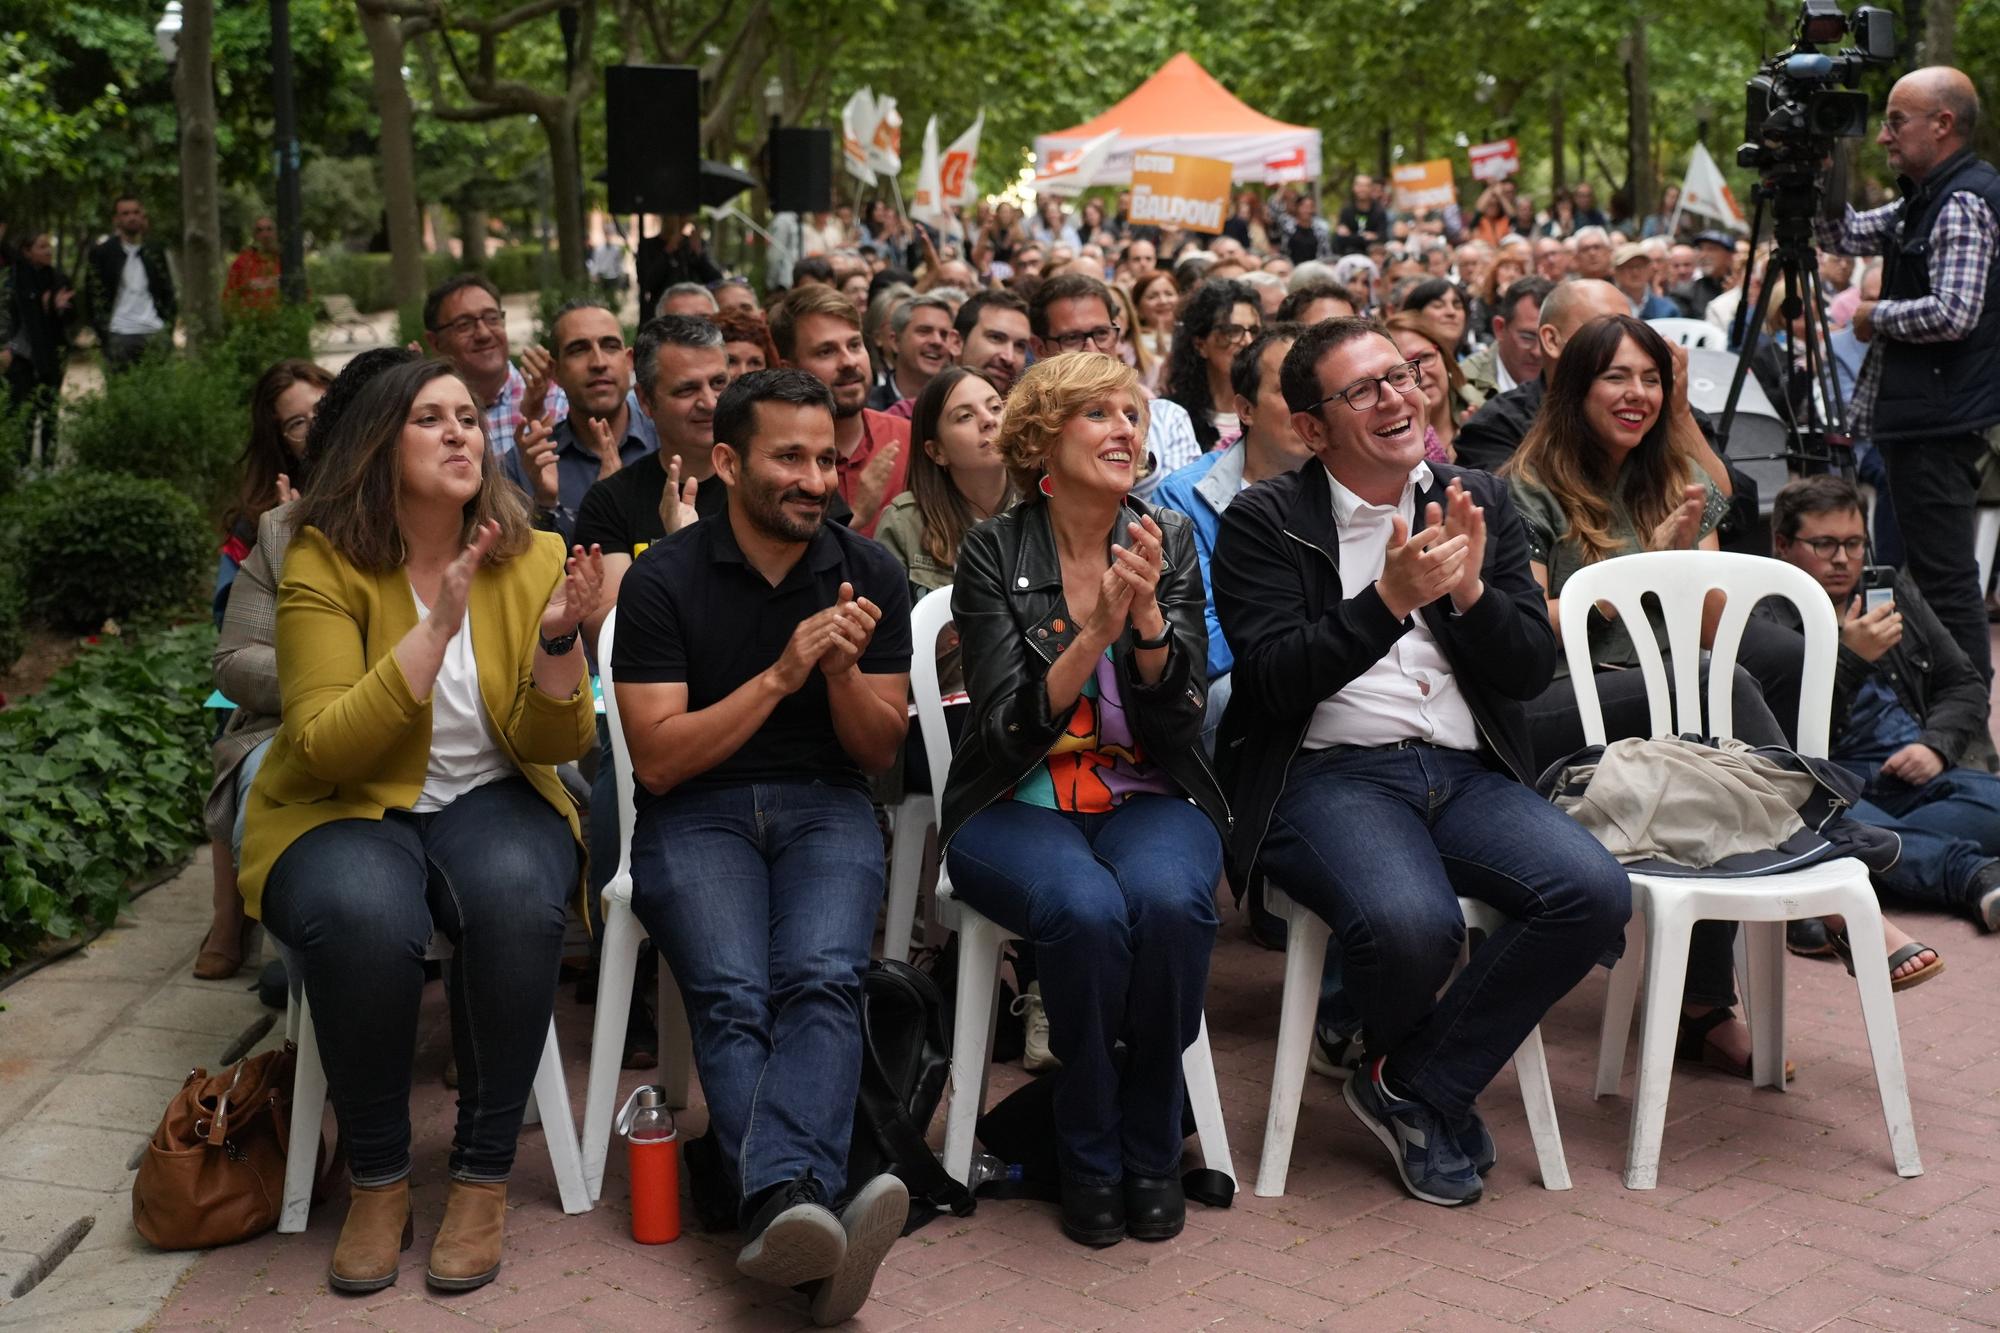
[
  {"xmin": 1059, "ymin": 1177, "xmax": 1125, "ymax": 1248},
  {"xmin": 1123, "ymin": 1175, "xmax": 1184, "ymax": 1241},
  {"xmin": 736, "ymin": 1176, "xmax": 846, "ymax": 1288}
]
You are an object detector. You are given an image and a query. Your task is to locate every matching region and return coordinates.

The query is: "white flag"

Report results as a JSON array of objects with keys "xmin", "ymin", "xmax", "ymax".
[
  {"xmin": 1678, "ymin": 141, "xmax": 1746, "ymax": 232},
  {"xmin": 866, "ymin": 95, "xmax": 903, "ymax": 177},
  {"xmin": 1033, "ymin": 129, "xmax": 1118, "ymax": 198},
  {"xmin": 940, "ymin": 111, "xmax": 985, "ymax": 212},
  {"xmin": 841, "ymin": 89, "xmax": 877, "ymax": 186},
  {"xmin": 912, "ymin": 116, "xmax": 946, "ymax": 223}
]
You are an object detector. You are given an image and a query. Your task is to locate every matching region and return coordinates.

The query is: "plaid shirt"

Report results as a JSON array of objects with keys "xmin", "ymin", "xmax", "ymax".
[
  {"xmin": 483, "ymin": 362, "xmax": 570, "ymax": 464},
  {"xmin": 1816, "ymin": 191, "xmax": 1998, "ymax": 440}
]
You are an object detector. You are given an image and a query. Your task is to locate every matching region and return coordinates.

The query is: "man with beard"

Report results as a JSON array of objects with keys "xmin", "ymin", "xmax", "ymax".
[
  {"xmin": 510, "ymin": 299, "xmax": 656, "ymax": 544},
  {"xmin": 770, "ymin": 283, "xmax": 912, "ymax": 535},
  {"xmin": 611, "ymin": 367, "xmax": 913, "ymax": 1327},
  {"xmin": 83, "ymin": 194, "xmax": 176, "ymax": 370},
  {"xmin": 883, "ymin": 289, "xmax": 1032, "ymax": 422}
]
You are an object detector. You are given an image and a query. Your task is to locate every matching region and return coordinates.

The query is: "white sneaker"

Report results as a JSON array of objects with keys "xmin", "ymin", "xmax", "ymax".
[
  {"xmin": 1013, "ymin": 981, "xmax": 1060, "ymax": 1072},
  {"xmin": 809, "ymin": 1174, "xmax": 908, "ymax": 1327}
]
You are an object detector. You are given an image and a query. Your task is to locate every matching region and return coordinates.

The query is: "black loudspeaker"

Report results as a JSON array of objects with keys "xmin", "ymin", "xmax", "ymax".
[
  {"xmin": 605, "ymin": 64, "xmax": 701, "ymax": 215},
  {"xmin": 768, "ymin": 127, "xmax": 834, "ymax": 215}
]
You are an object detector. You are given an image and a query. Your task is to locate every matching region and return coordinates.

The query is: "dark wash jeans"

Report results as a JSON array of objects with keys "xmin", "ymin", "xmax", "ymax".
[
  {"xmin": 261, "ymin": 777, "xmax": 576, "ymax": 1185},
  {"xmin": 946, "ymin": 795, "xmax": 1222, "ymax": 1185},
  {"xmin": 1855, "ymin": 765, "xmax": 2000, "ymax": 909},
  {"xmin": 1257, "ymin": 744, "xmax": 1630, "ymax": 1119},
  {"xmin": 628, "ymin": 781, "xmax": 882, "ymax": 1215}
]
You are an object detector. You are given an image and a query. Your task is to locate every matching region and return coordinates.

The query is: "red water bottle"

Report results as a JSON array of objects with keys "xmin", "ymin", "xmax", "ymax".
[{"xmin": 616, "ymin": 1085, "xmax": 680, "ymax": 1244}]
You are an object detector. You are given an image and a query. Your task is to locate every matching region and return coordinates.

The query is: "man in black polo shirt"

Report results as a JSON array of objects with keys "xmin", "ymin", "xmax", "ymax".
[{"xmin": 611, "ymin": 369, "xmax": 913, "ymax": 1326}]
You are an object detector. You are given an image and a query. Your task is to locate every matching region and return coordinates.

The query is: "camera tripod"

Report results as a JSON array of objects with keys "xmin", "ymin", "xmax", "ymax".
[{"xmin": 1714, "ymin": 161, "xmax": 1858, "ymax": 488}]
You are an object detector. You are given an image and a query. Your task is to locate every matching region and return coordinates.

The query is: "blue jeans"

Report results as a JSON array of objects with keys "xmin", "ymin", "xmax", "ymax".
[
  {"xmin": 260, "ymin": 777, "xmax": 577, "ymax": 1185},
  {"xmin": 1258, "ymin": 745, "xmax": 1630, "ymax": 1119},
  {"xmin": 1854, "ymin": 766, "xmax": 2000, "ymax": 910},
  {"xmin": 628, "ymin": 781, "xmax": 883, "ymax": 1215},
  {"xmin": 228, "ymin": 736, "xmax": 273, "ymax": 866},
  {"xmin": 946, "ymin": 796, "xmax": 1221, "ymax": 1184}
]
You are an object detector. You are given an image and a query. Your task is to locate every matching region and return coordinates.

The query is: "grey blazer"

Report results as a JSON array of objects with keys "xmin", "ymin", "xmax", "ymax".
[{"xmin": 204, "ymin": 503, "xmax": 298, "ymax": 841}]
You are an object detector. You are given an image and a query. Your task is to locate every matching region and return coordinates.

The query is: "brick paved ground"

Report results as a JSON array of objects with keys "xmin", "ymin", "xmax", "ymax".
[{"xmin": 145, "ymin": 891, "xmax": 2000, "ymax": 1333}]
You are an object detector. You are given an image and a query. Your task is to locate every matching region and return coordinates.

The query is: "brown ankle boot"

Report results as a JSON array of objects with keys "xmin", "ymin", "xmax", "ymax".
[
  {"xmin": 329, "ymin": 1178, "xmax": 412, "ymax": 1294},
  {"xmin": 426, "ymin": 1179, "xmax": 508, "ymax": 1292}
]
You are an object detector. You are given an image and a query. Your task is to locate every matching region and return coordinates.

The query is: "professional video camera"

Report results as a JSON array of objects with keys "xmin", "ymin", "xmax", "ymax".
[{"xmin": 1739, "ymin": 0, "xmax": 1896, "ymax": 171}]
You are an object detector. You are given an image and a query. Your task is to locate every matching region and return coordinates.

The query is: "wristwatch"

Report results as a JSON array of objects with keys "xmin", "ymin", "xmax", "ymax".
[{"xmin": 539, "ymin": 624, "xmax": 582, "ymax": 656}]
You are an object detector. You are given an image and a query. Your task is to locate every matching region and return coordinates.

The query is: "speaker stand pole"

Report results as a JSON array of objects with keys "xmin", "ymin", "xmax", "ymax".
[{"xmin": 712, "ymin": 203, "xmax": 774, "ymax": 244}]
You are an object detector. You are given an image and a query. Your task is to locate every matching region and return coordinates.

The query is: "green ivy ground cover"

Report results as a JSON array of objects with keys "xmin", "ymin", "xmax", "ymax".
[{"xmin": 0, "ymin": 624, "xmax": 215, "ymax": 970}]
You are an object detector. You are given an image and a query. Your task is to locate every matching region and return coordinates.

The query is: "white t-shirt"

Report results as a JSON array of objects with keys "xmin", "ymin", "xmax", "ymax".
[
  {"xmin": 110, "ymin": 242, "xmax": 165, "ymax": 336},
  {"xmin": 409, "ymin": 583, "xmax": 513, "ymax": 813},
  {"xmin": 1303, "ymin": 461, "xmax": 1480, "ymax": 752}
]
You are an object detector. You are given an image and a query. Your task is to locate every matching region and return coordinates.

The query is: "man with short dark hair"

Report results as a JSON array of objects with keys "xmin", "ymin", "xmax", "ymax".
[
  {"xmin": 884, "ymin": 288, "xmax": 1031, "ymax": 421},
  {"xmin": 769, "ymin": 284, "xmax": 912, "ymax": 534},
  {"xmin": 1455, "ymin": 279, "xmax": 1628, "ymax": 472},
  {"xmin": 792, "ymin": 256, "xmax": 837, "ymax": 289},
  {"xmin": 1212, "ymin": 318, "xmax": 1629, "ymax": 1207},
  {"xmin": 510, "ymin": 299, "xmax": 656, "ymax": 543},
  {"xmin": 1768, "ymin": 475, "xmax": 2000, "ymax": 931},
  {"xmin": 83, "ymin": 194, "xmax": 176, "ymax": 370},
  {"xmin": 1817, "ymin": 65, "xmax": 1999, "ymax": 682},
  {"xmin": 1025, "ymin": 271, "xmax": 1200, "ymax": 490},
  {"xmin": 612, "ymin": 367, "xmax": 913, "ymax": 1325},
  {"xmin": 1275, "ymin": 283, "xmax": 1356, "ymax": 326},
  {"xmin": 423, "ymin": 272, "xmax": 570, "ymax": 474},
  {"xmin": 1335, "ymin": 175, "xmax": 1390, "ymax": 255}
]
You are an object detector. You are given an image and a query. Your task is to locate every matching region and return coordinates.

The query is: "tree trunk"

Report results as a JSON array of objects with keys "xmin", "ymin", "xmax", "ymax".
[
  {"xmin": 175, "ymin": 0, "xmax": 223, "ymax": 347},
  {"xmin": 545, "ymin": 105, "xmax": 588, "ymax": 286},
  {"xmin": 358, "ymin": 3, "xmax": 426, "ymax": 311},
  {"xmin": 1549, "ymin": 86, "xmax": 1566, "ymax": 194},
  {"xmin": 1627, "ymin": 16, "xmax": 1652, "ymax": 220},
  {"xmin": 1923, "ymin": 0, "xmax": 1958, "ymax": 65},
  {"xmin": 459, "ymin": 205, "xmax": 487, "ymax": 270}
]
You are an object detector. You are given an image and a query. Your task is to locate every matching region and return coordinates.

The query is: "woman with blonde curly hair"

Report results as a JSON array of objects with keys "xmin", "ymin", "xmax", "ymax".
[{"xmin": 938, "ymin": 352, "xmax": 1227, "ymax": 1249}]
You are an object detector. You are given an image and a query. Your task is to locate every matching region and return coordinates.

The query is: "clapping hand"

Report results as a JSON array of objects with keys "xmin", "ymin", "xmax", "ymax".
[
  {"xmin": 519, "ymin": 343, "xmax": 555, "ymax": 423},
  {"xmin": 1377, "ymin": 512, "xmax": 1470, "ymax": 620},
  {"xmin": 586, "ymin": 416, "xmax": 621, "ymax": 474},
  {"xmin": 1110, "ymin": 515, "xmax": 1167, "ymax": 639},
  {"xmin": 1647, "ymin": 484, "xmax": 1706, "ymax": 552},
  {"xmin": 519, "ymin": 414, "xmax": 561, "ymax": 509},
  {"xmin": 274, "ymin": 473, "xmax": 301, "ymax": 507},
  {"xmin": 851, "ymin": 441, "xmax": 902, "ymax": 527},
  {"xmin": 425, "ymin": 521, "xmax": 502, "ymax": 644},
  {"xmin": 540, "ymin": 544, "xmax": 605, "ymax": 641},
  {"xmin": 816, "ymin": 581, "xmax": 883, "ymax": 677},
  {"xmin": 658, "ymin": 455, "xmax": 701, "ymax": 534},
  {"xmin": 1438, "ymin": 480, "xmax": 1487, "ymax": 611}
]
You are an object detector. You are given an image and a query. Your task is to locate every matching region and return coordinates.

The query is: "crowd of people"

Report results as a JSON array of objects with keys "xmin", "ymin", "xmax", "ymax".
[{"xmin": 140, "ymin": 59, "xmax": 2000, "ymax": 1326}]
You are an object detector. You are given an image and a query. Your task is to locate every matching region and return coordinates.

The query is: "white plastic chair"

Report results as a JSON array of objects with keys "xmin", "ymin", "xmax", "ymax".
[
  {"xmin": 279, "ymin": 937, "xmax": 591, "ymax": 1232},
  {"xmin": 1975, "ymin": 506, "xmax": 2000, "ymax": 599},
  {"xmin": 882, "ymin": 792, "xmax": 934, "ymax": 964},
  {"xmin": 1255, "ymin": 887, "xmax": 1571, "ymax": 1197},
  {"xmin": 907, "ymin": 586, "xmax": 1236, "ymax": 1188},
  {"xmin": 577, "ymin": 607, "xmax": 698, "ymax": 1203},
  {"xmin": 1565, "ymin": 551, "xmax": 1921, "ymax": 1188},
  {"xmin": 1646, "ymin": 316, "xmax": 1723, "ymax": 349}
]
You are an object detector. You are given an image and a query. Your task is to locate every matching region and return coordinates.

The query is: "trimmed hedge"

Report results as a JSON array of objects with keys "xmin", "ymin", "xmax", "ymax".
[
  {"xmin": 0, "ymin": 624, "xmax": 214, "ymax": 968},
  {"xmin": 5, "ymin": 471, "xmax": 209, "ymax": 632},
  {"xmin": 305, "ymin": 245, "xmax": 557, "ymax": 313}
]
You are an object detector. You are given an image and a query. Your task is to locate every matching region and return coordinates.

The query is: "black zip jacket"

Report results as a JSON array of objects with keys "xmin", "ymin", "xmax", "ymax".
[
  {"xmin": 1211, "ymin": 461, "xmax": 1555, "ymax": 886},
  {"xmin": 938, "ymin": 493, "xmax": 1230, "ymax": 847},
  {"xmin": 1756, "ymin": 571, "xmax": 1989, "ymax": 771}
]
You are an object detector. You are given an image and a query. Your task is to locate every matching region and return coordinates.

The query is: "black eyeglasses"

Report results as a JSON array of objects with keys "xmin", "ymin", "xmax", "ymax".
[
  {"xmin": 1046, "ymin": 322, "xmax": 1122, "ymax": 353},
  {"xmin": 432, "ymin": 310, "xmax": 506, "ymax": 339},
  {"xmin": 1797, "ymin": 536, "xmax": 1867, "ymax": 559},
  {"xmin": 1301, "ymin": 360, "xmax": 1423, "ymax": 415}
]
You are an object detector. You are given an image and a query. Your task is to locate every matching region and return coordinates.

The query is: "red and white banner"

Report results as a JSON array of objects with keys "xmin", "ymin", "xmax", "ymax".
[
  {"xmin": 1264, "ymin": 146, "xmax": 1308, "ymax": 184},
  {"xmin": 1468, "ymin": 139, "xmax": 1519, "ymax": 182}
]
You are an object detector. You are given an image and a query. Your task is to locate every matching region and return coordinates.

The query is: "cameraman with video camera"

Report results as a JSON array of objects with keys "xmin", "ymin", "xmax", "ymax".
[{"xmin": 1818, "ymin": 65, "xmax": 1999, "ymax": 683}]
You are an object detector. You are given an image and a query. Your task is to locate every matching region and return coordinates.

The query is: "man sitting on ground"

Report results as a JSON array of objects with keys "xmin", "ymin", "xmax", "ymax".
[
  {"xmin": 1212, "ymin": 318, "xmax": 1629, "ymax": 1207},
  {"xmin": 1769, "ymin": 475, "xmax": 2000, "ymax": 932},
  {"xmin": 612, "ymin": 368, "xmax": 912, "ymax": 1325}
]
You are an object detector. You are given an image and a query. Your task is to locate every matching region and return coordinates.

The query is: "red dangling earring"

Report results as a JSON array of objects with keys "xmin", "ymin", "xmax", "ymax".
[{"xmin": 1039, "ymin": 473, "xmax": 1055, "ymax": 498}]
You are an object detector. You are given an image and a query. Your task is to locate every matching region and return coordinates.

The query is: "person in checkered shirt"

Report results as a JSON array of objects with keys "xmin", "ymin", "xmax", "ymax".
[
  {"xmin": 421, "ymin": 273, "xmax": 569, "ymax": 475},
  {"xmin": 1816, "ymin": 67, "xmax": 1999, "ymax": 683}
]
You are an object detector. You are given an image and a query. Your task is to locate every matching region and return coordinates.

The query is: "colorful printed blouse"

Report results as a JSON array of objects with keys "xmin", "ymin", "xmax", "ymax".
[{"xmin": 1011, "ymin": 650, "xmax": 1181, "ymax": 813}]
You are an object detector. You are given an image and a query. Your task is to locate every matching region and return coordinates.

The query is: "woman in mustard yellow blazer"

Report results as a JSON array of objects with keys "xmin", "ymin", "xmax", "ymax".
[{"xmin": 239, "ymin": 359, "xmax": 602, "ymax": 1297}]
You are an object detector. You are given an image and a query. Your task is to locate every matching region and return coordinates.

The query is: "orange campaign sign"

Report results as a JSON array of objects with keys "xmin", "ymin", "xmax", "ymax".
[
  {"xmin": 1128, "ymin": 152, "xmax": 1233, "ymax": 232},
  {"xmin": 1391, "ymin": 159, "xmax": 1457, "ymax": 211}
]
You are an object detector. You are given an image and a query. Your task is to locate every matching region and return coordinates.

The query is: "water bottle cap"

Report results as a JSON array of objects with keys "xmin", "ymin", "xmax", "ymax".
[{"xmin": 615, "ymin": 1084, "xmax": 674, "ymax": 1138}]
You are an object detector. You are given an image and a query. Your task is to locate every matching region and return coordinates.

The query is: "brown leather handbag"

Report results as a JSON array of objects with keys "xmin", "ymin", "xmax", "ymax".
[{"xmin": 132, "ymin": 1042, "xmax": 326, "ymax": 1249}]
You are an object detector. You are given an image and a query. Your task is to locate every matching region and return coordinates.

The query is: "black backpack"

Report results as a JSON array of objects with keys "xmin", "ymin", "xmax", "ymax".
[{"xmin": 845, "ymin": 958, "xmax": 975, "ymax": 1227}]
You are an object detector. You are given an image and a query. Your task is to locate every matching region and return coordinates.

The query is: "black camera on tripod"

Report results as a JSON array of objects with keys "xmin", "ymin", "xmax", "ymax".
[{"xmin": 1739, "ymin": 0, "xmax": 1896, "ymax": 173}]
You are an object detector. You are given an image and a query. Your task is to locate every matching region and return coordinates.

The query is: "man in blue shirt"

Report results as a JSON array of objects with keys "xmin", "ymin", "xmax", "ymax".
[{"xmin": 508, "ymin": 299, "xmax": 657, "ymax": 543}]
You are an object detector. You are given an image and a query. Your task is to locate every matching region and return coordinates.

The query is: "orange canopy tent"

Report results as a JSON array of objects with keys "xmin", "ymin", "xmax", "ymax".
[{"xmin": 1032, "ymin": 53, "xmax": 1322, "ymax": 193}]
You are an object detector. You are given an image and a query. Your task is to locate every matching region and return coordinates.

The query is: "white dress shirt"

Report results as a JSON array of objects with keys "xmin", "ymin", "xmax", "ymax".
[
  {"xmin": 1303, "ymin": 461, "xmax": 1481, "ymax": 752},
  {"xmin": 110, "ymin": 242, "xmax": 165, "ymax": 336}
]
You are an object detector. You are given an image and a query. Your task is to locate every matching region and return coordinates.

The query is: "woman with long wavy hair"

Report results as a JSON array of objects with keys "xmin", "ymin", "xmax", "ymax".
[{"xmin": 1160, "ymin": 278, "xmax": 1259, "ymax": 452}]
